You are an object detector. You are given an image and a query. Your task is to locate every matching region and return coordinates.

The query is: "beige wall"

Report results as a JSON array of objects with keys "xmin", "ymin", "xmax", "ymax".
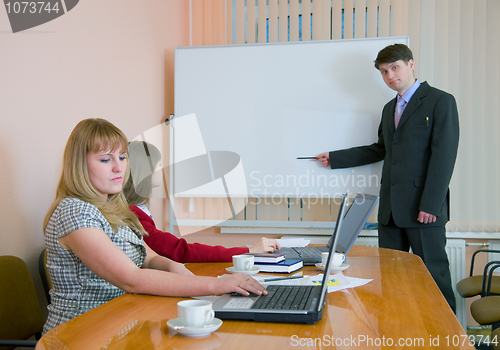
[{"xmin": 0, "ymin": 0, "xmax": 189, "ymax": 315}]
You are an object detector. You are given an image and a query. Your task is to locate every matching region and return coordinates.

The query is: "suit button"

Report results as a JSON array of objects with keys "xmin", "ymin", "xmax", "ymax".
[
  {"xmin": 392, "ymin": 161, "xmax": 397, "ymax": 165},
  {"xmin": 393, "ymin": 141, "xmax": 398, "ymax": 145},
  {"xmin": 391, "ymin": 182, "xmax": 396, "ymax": 185}
]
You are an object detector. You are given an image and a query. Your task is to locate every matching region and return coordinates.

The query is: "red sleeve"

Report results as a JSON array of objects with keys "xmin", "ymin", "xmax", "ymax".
[{"xmin": 130, "ymin": 206, "xmax": 248, "ymax": 263}]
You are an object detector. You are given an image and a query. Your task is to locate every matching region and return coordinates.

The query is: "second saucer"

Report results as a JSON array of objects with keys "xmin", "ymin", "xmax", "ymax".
[
  {"xmin": 315, "ymin": 263, "xmax": 350, "ymax": 273},
  {"xmin": 225, "ymin": 266, "xmax": 260, "ymax": 275}
]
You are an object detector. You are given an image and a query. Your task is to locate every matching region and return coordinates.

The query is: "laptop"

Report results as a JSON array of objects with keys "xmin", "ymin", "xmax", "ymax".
[
  {"xmin": 276, "ymin": 193, "xmax": 379, "ymax": 265},
  {"xmin": 212, "ymin": 195, "xmax": 348, "ymax": 324}
]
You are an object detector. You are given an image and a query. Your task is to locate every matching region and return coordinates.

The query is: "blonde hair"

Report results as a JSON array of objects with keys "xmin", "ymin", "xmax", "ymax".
[
  {"xmin": 123, "ymin": 141, "xmax": 162, "ymax": 206},
  {"xmin": 43, "ymin": 118, "xmax": 145, "ymax": 234}
]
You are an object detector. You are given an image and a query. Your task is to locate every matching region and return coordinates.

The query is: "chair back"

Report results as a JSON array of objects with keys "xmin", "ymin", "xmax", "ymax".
[{"xmin": 0, "ymin": 255, "xmax": 45, "ymax": 348}]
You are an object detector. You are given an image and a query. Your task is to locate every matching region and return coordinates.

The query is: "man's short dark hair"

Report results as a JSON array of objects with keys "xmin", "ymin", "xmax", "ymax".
[{"xmin": 374, "ymin": 44, "xmax": 413, "ymax": 70}]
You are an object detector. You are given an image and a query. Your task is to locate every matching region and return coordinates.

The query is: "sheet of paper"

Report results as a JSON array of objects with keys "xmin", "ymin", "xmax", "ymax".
[
  {"xmin": 276, "ymin": 238, "xmax": 310, "ymax": 248},
  {"xmin": 254, "ymin": 273, "xmax": 371, "ymax": 293},
  {"xmin": 253, "ymin": 273, "xmax": 312, "ymax": 286},
  {"xmin": 310, "ymin": 273, "xmax": 372, "ymax": 293},
  {"xmin": 246, "ymin": 238, "xmax": 310, "ymax": 249}
]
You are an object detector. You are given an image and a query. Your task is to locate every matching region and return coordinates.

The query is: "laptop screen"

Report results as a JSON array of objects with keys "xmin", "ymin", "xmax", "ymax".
[
  {"xmin": 316, "ymin": 194, "xmax": 347, "ymax": 311},
  {"xmin": 327, "ymin": 193, "xmax": 379, "ymax": 253}
]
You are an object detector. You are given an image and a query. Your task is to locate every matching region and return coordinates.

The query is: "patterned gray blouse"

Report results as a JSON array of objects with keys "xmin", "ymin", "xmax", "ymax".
[{"xmin": 43, "ymin": 197, "xmax": 146, "ymax": 334}]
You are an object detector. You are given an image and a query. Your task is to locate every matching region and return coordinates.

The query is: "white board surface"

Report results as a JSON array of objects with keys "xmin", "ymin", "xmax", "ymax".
[{"xmin": 174, "ymin": 36, "xmax": 409, "ymax": 199}]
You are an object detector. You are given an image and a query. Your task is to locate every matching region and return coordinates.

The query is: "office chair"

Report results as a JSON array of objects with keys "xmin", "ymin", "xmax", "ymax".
[
  {"xmin": 469, "ymin": 261, "xmax": 500, "ymax": 350},
  {"xmin": 38, "ymin": 248, "xmax": 52, "ymax": 304},
  {"xmin": 470, "ymin": 294, "xmax": 500, "ymax": 350},
  {"xmin": 0, "ymin": 255, "xmax": 45, "ymax": 349},
  {"xmin": 456, "ymin": 249, "xmax": 500, "ymax": 298}
]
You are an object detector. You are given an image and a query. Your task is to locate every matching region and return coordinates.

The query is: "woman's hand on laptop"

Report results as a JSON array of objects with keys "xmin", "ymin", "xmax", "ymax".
[
  {"xmin": 249, "ymin": 238, "xmax": 281, "ymax": 254},
  {"xmin": 214, "ymin": 274, "xmax": 267, "ymax": 296}
]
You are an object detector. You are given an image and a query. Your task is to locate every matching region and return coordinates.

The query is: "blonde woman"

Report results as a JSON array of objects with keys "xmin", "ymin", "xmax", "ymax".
[
  {"xmin": 124, "ymin": 141, "xmax": 281, "ymax": 262},
  {"xmin": 43, "ymin": 119, "xmax": 266, "ymax": 333}
]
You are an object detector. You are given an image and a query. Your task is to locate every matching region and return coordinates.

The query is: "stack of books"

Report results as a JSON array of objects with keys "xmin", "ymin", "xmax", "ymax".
[
  {"xmin": 253, "ymin": 258, "xmax": 303, "ymax": 273},
  {"xmin": 247, "ymin": 253, "xmax": 285, "ymax": 264},
  {"xmin": 244, "ymin": 253, "xmax": 303, "ymax": 273}
]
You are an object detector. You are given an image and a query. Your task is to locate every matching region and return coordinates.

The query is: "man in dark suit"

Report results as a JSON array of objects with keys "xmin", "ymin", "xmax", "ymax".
[{"xmin": 316, "ymin": 44, "xmax": 459, "ymax": 312}]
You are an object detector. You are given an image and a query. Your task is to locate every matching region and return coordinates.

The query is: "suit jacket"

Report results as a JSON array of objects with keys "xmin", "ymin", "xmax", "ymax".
[
  {"xmin": 329, "ymin": 81, "xmax": 459, "ymax": 228},
  {"xmin": 130, "ymin": 206, "xmax": 249, "ymax": 262}
]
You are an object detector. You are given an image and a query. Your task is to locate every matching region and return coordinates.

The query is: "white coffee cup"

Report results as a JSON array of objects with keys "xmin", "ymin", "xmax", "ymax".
[
  {"xmin": 177, "ymin": 300, "xmax": 215, "ymax": 328},
  {"xmin": 321, "ymin": 252, "xmax": 329, "ymax": 265},
  {"xmin": 232, "ymin": 254, "xmax": 254, "ymax": 271},
  {"xmin": 321, "ymin": 252, "xmax": 346, "ymax": 267}
]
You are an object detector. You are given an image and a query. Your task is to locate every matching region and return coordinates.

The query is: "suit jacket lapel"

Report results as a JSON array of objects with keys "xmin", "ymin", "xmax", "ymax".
[
  {"xmin": 387, "ymin": 97, "xmax": 397, "ymax": 134},
  {"xmin": 396, "ymin": 81, "xmax": 429, "ymax": 129}
]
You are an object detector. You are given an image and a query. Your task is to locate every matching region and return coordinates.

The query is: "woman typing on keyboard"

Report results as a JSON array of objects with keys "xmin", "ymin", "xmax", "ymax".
[{"xmin": 42, "ymin": 118, "xmax": 268, "ymax": 333}]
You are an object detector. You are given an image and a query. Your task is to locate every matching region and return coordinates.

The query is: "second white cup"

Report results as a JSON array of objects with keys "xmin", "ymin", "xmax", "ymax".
[
  {"xmin": 232, "ymin": 254, "xmax": 254, "ymax": 271},
  {"xmin": 177, "ymin": 300, "xmax": 215, "ymax": 328},
  {"xmin": 321, "ymin": 252, "xmax": 346, "ymax": 267}
]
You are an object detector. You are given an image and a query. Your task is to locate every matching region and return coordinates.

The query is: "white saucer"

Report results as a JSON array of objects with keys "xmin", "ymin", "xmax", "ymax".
[
  {"xmin": 167, "ymin": 318, "xmax": 223, "ymax": 338},
  {"xmin": 225, "ymin": 266, "xmax": 260, "ymax": 275},
  {"xmin": 315, "ymin": 263, "xmax": 350, "ymax": 273}
]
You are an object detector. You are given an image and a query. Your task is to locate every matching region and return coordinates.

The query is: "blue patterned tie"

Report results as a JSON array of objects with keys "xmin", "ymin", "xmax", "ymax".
[{"xmin": 394, "ymin": 95, "xmax": 406, "ymax": 128}]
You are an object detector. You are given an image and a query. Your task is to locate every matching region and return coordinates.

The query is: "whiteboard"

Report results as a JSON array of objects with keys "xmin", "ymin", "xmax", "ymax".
[{"xmin": 174, "ymin": 36, "xmax": 409, "ymax": 199}]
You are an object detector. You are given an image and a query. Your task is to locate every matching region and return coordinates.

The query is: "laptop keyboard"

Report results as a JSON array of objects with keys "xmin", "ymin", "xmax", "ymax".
[
  {"xmin": 252, "ymin": 285, "xmax": 314, "ymax": 310},
  {"xmin": 292, "ymin": 246, "xmax": 322, "ymax": 258}
]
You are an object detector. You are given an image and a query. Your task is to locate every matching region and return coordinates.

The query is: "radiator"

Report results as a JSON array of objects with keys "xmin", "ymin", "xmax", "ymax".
[
  {"xmin": 354, "ymin": 236, "xmax": 379, "ymax": 247},
  {"xmin": 352, "ymin": 237, "xmax": 467, "ymax": 330},
  {"xmin": 487, "ymin": 240, "xmax": 500, "ymax": 262},
  {"xmin": 446, "ymin": 239, "xmax": 467, "ymax": 331}
]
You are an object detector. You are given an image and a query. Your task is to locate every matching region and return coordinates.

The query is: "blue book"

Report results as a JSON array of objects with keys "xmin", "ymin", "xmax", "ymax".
[{"xmin": 254, "ymin": 259, "xmax": 303, "ymax": 273}]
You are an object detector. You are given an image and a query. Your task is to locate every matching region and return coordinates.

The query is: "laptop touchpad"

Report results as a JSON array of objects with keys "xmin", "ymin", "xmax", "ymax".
[{"xmin": 223, "ymin": 298, "xmax": 256, "ymax": 309}]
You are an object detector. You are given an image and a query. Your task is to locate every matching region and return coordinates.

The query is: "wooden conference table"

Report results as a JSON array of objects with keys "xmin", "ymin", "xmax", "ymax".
[{"xmin": 37, "ymin": 246, "xmax": 473, "ymax": 350}]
